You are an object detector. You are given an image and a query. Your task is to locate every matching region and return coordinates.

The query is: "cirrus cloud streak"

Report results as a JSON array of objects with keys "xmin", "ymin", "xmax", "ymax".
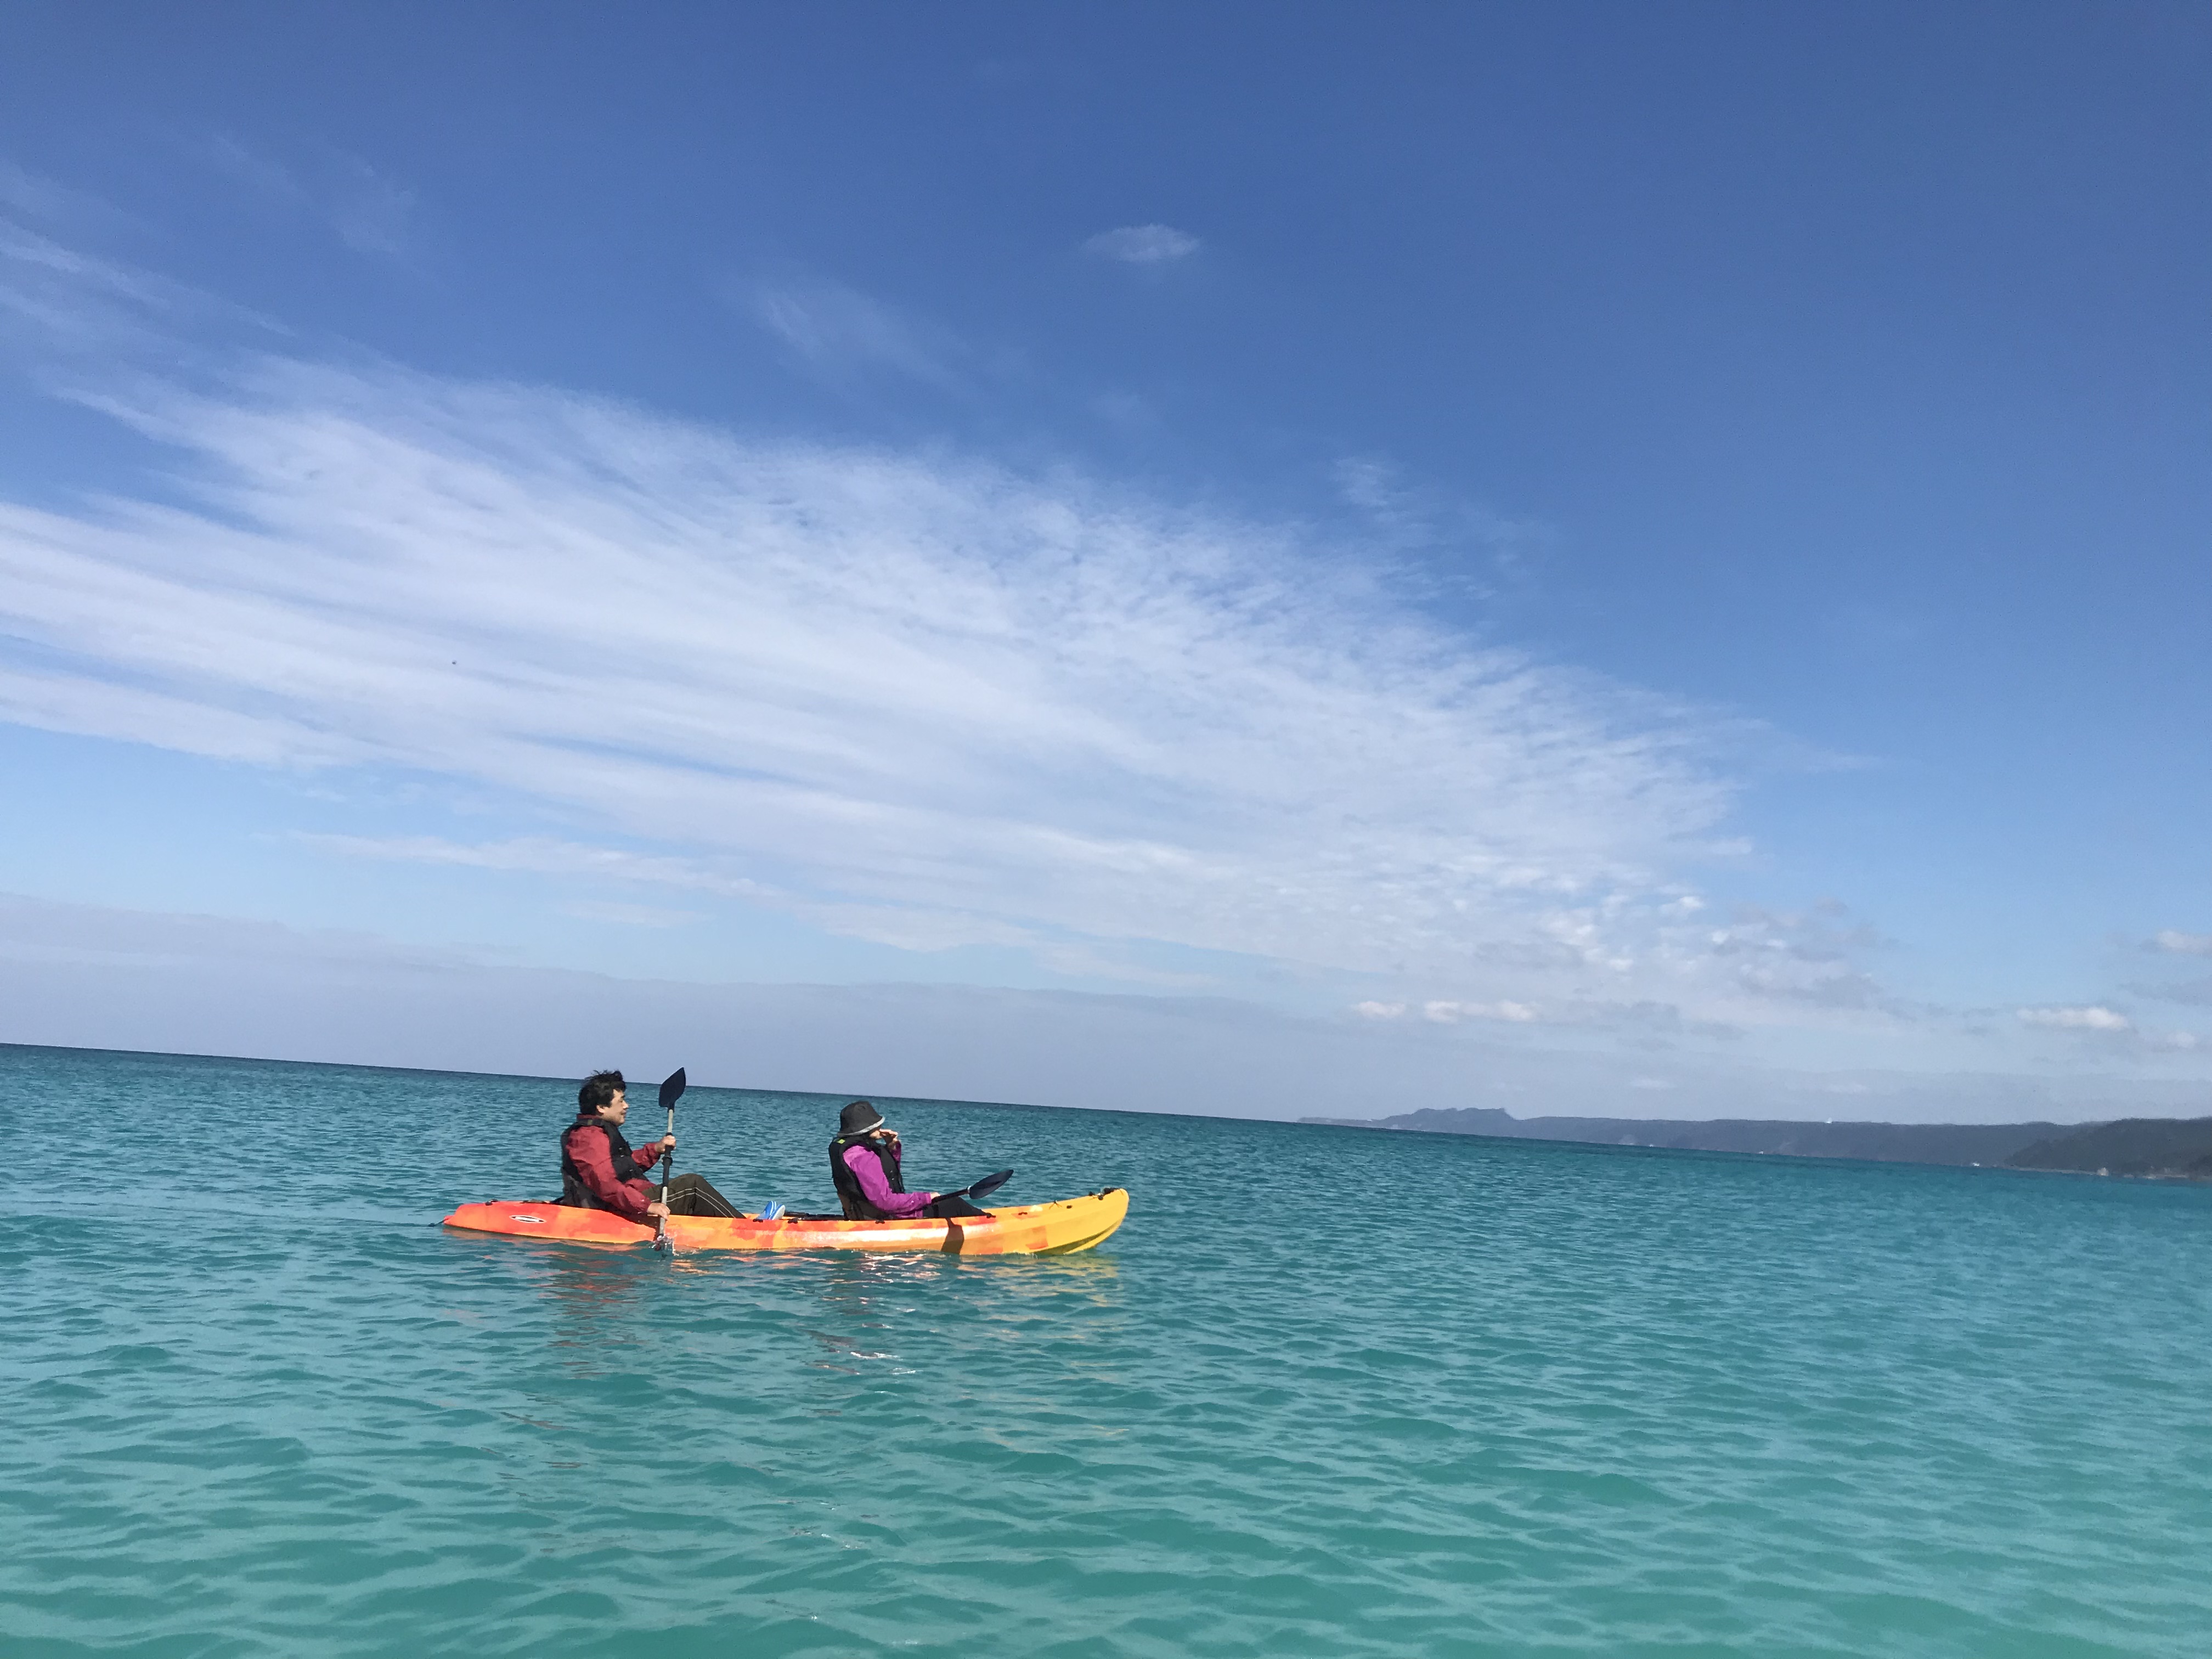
[{"xmin": 0, "ymin": 359, "xmax": 1748, "ymax": 988}]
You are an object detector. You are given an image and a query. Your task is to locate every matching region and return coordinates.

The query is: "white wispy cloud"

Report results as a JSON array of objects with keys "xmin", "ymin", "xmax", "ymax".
[
  {"xmin": 0, "ymin": 161, "xmax": 134, "ymax": 234},
  {"xmin": 201, "ymin": 138, "xmax": 417, "ymax": 258},
  {"xmin": 0, "ymin": 215, "xmax": 283, "ymax": 356},
  {"xmin": 1082, "ymin": 224, "xmax": 1199, "ymax": 264},
  {"xmin": 745, "ymin": 278, "xmax": 962, "ymax": 386},
  {"xmin": 16, "ymin": 888, "xmax": 2209, "ymax": 1121},
  {"xmin": 0, "ymin": 219, "xmax": 177, "ymax": 345},
  {"xmin": 2151, "ymin": 929, "xmax": 2212, "ymax": 957},
  {"xmin": 1420, "ymin": 999, "xmax": 1541, "ymax": 1024},
  {"xmin": 0, "ymin": 359, "xmax": 1746, "ymax": 992},
  {"xmin": 1332, "ymin": 455, "xmax": 1550, "ymax": 572},
  {"xmin": 2015, "ymin": 1003, "xmax": 2208, "ymax": 1054},
  {"xmin": 2018, "ymin": 1005, "xmax": 2132, "ymax": 1032},
  {"xmin": 306, "ymin": 831, "xmax": 1205, "ymax": 983},
  {"xmin": 1356, "ymin": 990, "xmax": 1747, "ymax": 1040},
  {"xmin": 302, "ymin": 834, "xmax": 775, "ymax": 899}
]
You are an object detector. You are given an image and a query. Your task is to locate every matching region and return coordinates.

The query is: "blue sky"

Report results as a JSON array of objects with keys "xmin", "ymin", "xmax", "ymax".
[{"xmin": 0, "ymin": 2, "xmax": 2206, "ymax": 1120}]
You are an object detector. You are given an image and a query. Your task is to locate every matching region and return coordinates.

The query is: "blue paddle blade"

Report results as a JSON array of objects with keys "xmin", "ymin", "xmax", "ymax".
[
  {"xmin": 967, "ymin": 1169, "xmax": 1014, "ymax": 1202},
  {"xmin": 658, "ymin": 1068, "xmax": 687, "ymax": 1111}
]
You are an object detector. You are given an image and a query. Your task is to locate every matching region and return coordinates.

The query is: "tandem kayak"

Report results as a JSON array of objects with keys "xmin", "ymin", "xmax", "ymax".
[{"xmin": 441, "ymin": 1188, "xmax": 1129, "ymax": 1256}]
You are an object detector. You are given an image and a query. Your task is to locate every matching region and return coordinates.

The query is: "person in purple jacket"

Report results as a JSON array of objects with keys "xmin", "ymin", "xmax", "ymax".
[{"xmin": 828, "ymin": 1101, "xmax": 989, "ymax": 1221}]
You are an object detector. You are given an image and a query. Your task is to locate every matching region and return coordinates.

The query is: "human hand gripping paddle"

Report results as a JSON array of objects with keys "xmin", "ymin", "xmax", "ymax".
[{"xmin": 653, "ymin": 1067, "xmax": 686, "ymax": 1255}]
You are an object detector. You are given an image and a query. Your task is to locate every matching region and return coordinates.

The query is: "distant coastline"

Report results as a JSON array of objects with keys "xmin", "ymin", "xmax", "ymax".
[{"xmin": 1300, "ymin": 1107, "xmax": 2212, "ymax": 1181}]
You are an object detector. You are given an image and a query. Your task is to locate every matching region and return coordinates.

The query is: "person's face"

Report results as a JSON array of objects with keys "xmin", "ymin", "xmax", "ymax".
[{"xmin": 600, "ymin": 1090, "xmax": 630, "ymax": 1125}]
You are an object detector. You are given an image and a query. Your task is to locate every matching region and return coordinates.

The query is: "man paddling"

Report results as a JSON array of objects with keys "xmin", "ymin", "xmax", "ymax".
[
  {"xmin": 561, "ymin": 1070, "xmax": 736, "ymax": 1220},
  {"xmin": 829, "ymin": 1101, "xmax": 989, "ymax": 1221}
]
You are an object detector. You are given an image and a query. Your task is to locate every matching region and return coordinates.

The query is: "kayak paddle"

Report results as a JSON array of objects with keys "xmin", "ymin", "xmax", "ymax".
[
  {"xmin": 951, "ymin": 1169, "xmax": 1014, "ymax": 1204},
  {"xmin": 654, "ymin": 1066, "xmax": 686, "ymax": 1255}
]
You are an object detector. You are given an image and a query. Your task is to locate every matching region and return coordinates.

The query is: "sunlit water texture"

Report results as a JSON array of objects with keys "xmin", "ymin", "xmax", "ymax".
[{"xmin": 4, "ymin": 1044, "xmax": 2208, "ymax": 1657}]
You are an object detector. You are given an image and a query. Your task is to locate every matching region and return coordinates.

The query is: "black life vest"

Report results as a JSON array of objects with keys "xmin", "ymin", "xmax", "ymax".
[
  {"xmin": 828, "ymin": 1132, "xmax": 905, "ymax": 1220},
  {"xmin": 560, "ymin": 1117, "xmax": 651, "ymax": 1210}
]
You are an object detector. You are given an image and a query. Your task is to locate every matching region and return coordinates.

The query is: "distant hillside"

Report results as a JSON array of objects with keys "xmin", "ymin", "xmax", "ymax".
[
  {"xmin": 1301, "ymin": 1106, "xmax": 2068, "ymax": 1169},
  {"xmin": 2007, "ymin": 1118, "xmax": 2212, "ymax": 1179}
]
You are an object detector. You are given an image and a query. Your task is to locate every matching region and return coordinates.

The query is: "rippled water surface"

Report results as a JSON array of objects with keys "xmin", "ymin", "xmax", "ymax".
[{"xmin": 5, "ymin": 1043, "xmax": 2210, "ymax": 1657}]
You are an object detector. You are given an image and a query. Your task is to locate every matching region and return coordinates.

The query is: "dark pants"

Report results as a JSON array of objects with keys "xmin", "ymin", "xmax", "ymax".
[{"xmin": 662, "ymin": 1172, "xmax": 740, "ymax": 1218}]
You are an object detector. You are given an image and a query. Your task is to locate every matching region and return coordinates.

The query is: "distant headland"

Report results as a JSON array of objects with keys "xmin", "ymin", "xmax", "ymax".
[{"xmin": 1300, "ymin": 1107, "xmax": 2212, "ymax": 1181}]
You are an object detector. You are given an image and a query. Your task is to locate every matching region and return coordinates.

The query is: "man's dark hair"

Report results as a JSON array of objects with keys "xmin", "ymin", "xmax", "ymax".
[{"xmin": 578, "ymin": 1070, "xmax": 626, "ymax": 1115}]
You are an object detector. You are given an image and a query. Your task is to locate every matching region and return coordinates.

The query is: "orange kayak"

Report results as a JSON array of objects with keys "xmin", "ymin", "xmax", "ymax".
[{"xmin": 441, "ymin": 1187, "xmax": 1129, "ymax": 1255}]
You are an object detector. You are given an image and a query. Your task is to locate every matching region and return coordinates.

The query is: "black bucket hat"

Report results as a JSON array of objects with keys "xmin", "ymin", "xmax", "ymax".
[{"xmin": 839, "ymin": 1100, "xmax": 885, "ymax": 1137}]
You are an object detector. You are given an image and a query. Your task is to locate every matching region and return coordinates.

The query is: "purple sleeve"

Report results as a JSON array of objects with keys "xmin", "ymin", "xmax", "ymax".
[{"xmin": 843, "ymin": 1144, "xmax": 934, "ymax": 1218}]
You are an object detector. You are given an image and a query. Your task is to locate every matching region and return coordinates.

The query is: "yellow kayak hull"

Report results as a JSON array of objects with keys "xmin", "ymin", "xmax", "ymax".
[{"xmin": 442, "ymin": 1188, "xmax": 1129, "ymax": 1256}]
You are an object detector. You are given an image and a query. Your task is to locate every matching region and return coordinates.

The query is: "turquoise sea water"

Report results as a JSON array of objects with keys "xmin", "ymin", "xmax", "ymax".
[{"xmin": 4, "ymin": 1043, "xmax": 2209, "ymax": 1658}]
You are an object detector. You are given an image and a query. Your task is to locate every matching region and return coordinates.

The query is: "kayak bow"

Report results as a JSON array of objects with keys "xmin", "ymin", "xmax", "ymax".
[{"xmin": 442, "ymin": 1188, "xmax": 1128, "ymax": 1256}]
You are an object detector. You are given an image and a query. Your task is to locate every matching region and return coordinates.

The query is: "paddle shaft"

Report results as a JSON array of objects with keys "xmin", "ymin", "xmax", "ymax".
[
  {"xmin": 651, "ymin": 1068, "xmax": 687, "ymax": 1254},
  {"xmin": 656, "ymin": 1099, "xmax": 675, "ymax": 1250}
]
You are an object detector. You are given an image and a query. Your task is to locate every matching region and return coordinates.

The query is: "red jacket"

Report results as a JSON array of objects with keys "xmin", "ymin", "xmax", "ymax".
[{"xmin": 561, "ymin": 1119, "xmax": 669, "ymax": 1221}]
